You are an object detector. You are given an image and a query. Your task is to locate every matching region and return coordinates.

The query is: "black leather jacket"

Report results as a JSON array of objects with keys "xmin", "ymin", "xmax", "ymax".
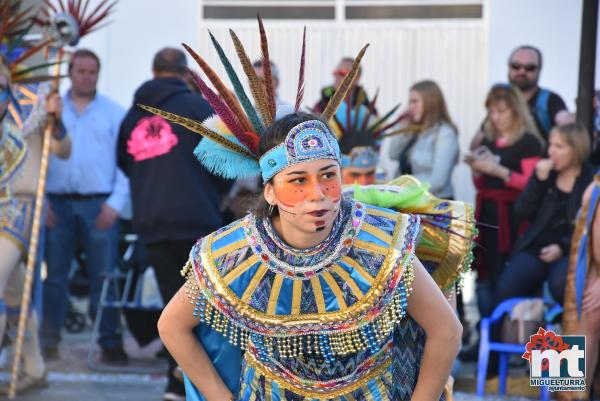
[{"xmin": 512, "ymin": 163, "xmax": 596, "ymax": 255}]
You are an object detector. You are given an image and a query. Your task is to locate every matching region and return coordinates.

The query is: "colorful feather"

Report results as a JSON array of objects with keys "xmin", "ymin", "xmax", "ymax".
[
  {"xmin": 360, "ymin": 88, "xmax": 379, "ymax": 131},
  {"xmin": 11, "ymin": 61, "xmax": 64, "ymax": 77},
  {"xmin": 38, "ymin": 0, "xmax": 116, "ymax": 38},
  {"xmin": 1, "ymin": 0, "xmax": 60, "ymax": 85},
  {"xmin": 137, "ymin": 104, "xmax": 257, "ymax": 160},
  {"xmin": 367, "ymin": 103, "xmax": 401, "ymax": 133},
  {"xmin": 9, "ymin": 39, "xmax": 53, "ymax": 68},
  {"xmin": 229, "ymin": 29, "xmax": 272, "ymax": 127},
  {"xmin": 372, "ymin": 109, "xmax": 411, "ymax": 138},
  {"xmin": 352, "ymin": 88, "xmax": 366, "ymax": 132},
  {"xmin": 181, "ymin": 42, "xmax": 254, "ymax": 134},
  {"xmin": 295, "ymin": 26, "xmax": 307, "ymax": 112},
  {"xmin": 208, "ymin": 30, "xmax": 265, "ymax": 136},
  {"xmin": 187, "ymin": 68, "xmax": 259, "ymax": 154},
  {"xmin": 257, "ymin": 14, "xmax": 276, "ymax": 120},
  {"xmin": 321, "ymin": 43, "xmax": 369, "ymax": 121},
  {"xmin": 379, "ymin": 124, "xmax": 425, "ymax": 138},
  {"xmin": 194, "ymin": 139, "xmax": 261, "ymax": 180}
]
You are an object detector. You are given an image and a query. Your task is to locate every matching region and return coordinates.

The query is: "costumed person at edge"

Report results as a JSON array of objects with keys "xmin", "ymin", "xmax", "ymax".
[
  {"xmin": 0, "ymin": 4, "xmax": 71, "ymax": 392},
  {"xmin": 560, "ymin": 171, "xmax": 600, "ymax": 401},
  {"xmin": 144, "ymin": 18, "xmax": 467, "ymax": 401}
]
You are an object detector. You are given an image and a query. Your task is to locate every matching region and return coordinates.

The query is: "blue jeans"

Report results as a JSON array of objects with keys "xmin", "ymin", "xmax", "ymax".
[
  {"xmin": 41, "ymin": 195, "xmax": 122, "ymax": 349},
  {"xmin": 496, "ymin": 250, "xmax": 569, "ymax": 306}
]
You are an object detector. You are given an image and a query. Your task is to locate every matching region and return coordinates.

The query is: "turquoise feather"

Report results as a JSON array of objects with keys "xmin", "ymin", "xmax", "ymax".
[
  {"xmin": 335, "ymin": 102, "xmax": 369, "ymax": 133},
  {"xmin": 208, "ymin": 31, "xmax": 266, "ymax": 136},
  {"xmin": 194, "ymin": 138, "xmax": 261, "ymax": 180}
]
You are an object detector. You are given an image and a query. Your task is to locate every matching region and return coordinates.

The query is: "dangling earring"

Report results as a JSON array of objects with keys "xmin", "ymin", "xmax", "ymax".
[{"xmin": 268, "ymin": 203, "xmax": 274, "ymax": 216}]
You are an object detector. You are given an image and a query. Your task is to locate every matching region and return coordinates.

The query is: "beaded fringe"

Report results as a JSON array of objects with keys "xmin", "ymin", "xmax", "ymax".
[{"xmin": 181, "ymin": 260, "xmax": 415, "ymax": 363}]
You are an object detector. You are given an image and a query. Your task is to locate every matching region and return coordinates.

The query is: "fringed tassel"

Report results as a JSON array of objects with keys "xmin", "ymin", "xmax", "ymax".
[{"xmin": 184, "ymin": 281, "xmax": 413, "ymax": 361}]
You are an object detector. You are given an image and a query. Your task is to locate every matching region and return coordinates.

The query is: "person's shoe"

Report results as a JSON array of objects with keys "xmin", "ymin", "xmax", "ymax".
[
  {"xmin": 0, "ymin": 372, "xmax": 48, "ymax": 394},
  {"xmin": 42, "ymin": 345, "xmax": 59, "ymax": 361},
  {"xmin": 163, "ymin": 374, "xmax": 186, "ymax": 401},
  {"xmin": 100, "ymin": 345, "xmax": 129, "ymax": 366}
]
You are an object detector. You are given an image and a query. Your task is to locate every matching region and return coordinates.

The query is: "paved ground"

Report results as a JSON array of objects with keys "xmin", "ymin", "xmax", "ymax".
[{"xmin": 0, "ymin": 279, "xmax": 561, "ymax": 400}]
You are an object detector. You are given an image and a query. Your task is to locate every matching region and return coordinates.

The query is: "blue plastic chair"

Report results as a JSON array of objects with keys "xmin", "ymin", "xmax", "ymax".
[{"xmin": 477, "ymin": 297, "xmax": 551, "ymax": 400}]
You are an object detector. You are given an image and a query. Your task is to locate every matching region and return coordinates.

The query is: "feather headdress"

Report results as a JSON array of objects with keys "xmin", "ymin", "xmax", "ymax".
[
  {"xmin": 35, "ymin": 0, "xmax": 117, "ymax": 39},
  {"xmin": 140, "ymin": 16, "xmax": 369, "ymax": 180},
  {"xmin": 0, "ymin": 1, "xmax": 57, "ymax": 85},
  {"xmin": 2, "ymin": 0, "xmax": 117, "ymax": 126},
  {"xmin": 332, "ymin": 92, "xmax": 410, "ymax": 158}
]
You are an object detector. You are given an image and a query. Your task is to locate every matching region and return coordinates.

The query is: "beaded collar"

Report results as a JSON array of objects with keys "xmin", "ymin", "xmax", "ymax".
[{"xmin": 243, "ymin": 199, "xmax": 366, "ymax": 279}]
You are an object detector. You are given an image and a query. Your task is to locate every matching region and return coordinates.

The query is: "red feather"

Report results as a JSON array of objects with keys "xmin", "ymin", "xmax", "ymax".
[
  {"xmin": 257, "ymin": 14, "xmax": 276, "ymax": 120},
  {"xmin": 361, "ymin": 88, "xmax": 379, "ymax": 131},
  {"xmin": 294, "ymin": 27, "xmax": 306, "ymax": 112},
  {"xmin": 373, "ymin": 110, "xmax": 411, "ymax": 137},
  {"xmin": 40, "ymin": 0, "xmax": 115, "ymax": 38},
  {"xmin": 182, "ymin": 42, "xmax": 254, "ymax": 134},
  {"xmin": 43, "ymin": 0, "xmax": 58, "ymax": 13},
  {"xmin": 188, "ymin": 69, "xmax": 258, "ymax": 154}
]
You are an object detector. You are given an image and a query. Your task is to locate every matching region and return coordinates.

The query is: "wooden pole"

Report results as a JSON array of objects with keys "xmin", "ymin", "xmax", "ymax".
[{"xmin": 8, "ymin": 47, "xmax": 64, "ymax": 399}]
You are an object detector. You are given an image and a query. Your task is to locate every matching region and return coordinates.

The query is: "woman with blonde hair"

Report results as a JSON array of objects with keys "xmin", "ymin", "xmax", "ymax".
[
  {"xmin": 496, "ymin": 123, "xmax": 594, "ymax": 305},
  {"xmin": 381, "ymin": 80, "xmax": 459, "ymax": 199},
  {"xmin": 466, "ymin": 84, "xmax": 544, "ymax": 319}
]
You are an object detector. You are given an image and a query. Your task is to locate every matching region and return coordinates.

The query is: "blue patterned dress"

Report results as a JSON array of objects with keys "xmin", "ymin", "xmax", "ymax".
[{"xmin": 181, "ymin": 195, "xmax": 471, "ymax": 400}]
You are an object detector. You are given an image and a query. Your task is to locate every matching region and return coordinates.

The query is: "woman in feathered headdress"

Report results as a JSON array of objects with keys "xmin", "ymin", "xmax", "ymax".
[{"xmin": 147, "ymin": 18, "xmax": 466, "ymax": 401}]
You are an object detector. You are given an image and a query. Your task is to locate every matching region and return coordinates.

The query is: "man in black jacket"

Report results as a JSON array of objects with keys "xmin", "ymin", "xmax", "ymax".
[{"xmin": 117, "ymin": 47, "xmax": 229, "ymax": 401}]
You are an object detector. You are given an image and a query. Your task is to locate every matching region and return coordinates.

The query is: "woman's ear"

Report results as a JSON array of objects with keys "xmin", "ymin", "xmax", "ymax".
[{"xmin": 263, "ymin": 182, "xmax": 276, "ymax": 206}]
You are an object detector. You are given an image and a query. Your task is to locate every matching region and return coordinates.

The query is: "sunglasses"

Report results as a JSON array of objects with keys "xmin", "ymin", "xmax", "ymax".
[
  {"xmin": 333, "ymin": 69, "xmax": 350, "ymax": 77},
  {"xmin": 510, "ymin": 62, "xmax": 538, "ymax": 72}
]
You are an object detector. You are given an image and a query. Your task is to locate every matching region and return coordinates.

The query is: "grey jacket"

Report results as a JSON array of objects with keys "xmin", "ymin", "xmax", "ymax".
[{"xmin": 380, "ymin": 122, "xmax": 459, "ymax": 198}]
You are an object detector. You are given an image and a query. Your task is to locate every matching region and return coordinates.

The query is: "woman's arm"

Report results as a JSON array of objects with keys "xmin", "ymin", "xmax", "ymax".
[
  {"xmin": 425, "ymin": 125, "xmax": 459, "ymax": 196},
  {"xmin": 158, "ymin": 286, "xmax": 233, "ymax": 401},
  {"xmin": 513, "ymin": 165, "xmax": 550, "ymax": 219},
  {"xmin": 408, "ymin": 258, "xmax": 462, "ymax": 401}
]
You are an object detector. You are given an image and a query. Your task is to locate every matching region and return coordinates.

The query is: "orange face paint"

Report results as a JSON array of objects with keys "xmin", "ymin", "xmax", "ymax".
[{"xmin": 273, "ymin": 171, "xmax": 342, "ymax": 208}]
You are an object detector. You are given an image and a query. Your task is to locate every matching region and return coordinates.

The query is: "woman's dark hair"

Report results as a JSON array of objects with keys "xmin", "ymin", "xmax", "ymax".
[{"xmin": 253, "ymin": 112, "xmax": 330, "ymax": 217}]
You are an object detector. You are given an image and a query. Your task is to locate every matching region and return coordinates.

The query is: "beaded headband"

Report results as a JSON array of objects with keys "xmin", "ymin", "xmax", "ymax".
[
  {"xmin": 341, "ymin": 146, "xmax": 378, "ymax": 169},
  {"xmin": 259, "ymin": 120, "xmax": 341, "ymax": 183}
]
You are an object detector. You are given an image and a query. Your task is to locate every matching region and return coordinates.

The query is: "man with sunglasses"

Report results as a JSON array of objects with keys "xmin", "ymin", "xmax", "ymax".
[
  {"xmin": 470, "ymin": 45, "xmax": 569, "ymax": 151},
  {"xmin": 508, "ymin": 45, "xmax": 568, "ymax": 140},
  {"xmin": 313, "ymin": 57, "xmax": 373, "ymax": 113}
]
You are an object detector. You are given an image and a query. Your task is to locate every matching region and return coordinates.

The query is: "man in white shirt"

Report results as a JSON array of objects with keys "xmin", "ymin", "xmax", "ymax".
[{"xmin": 42, "ymin": 49, "xmax": 129, "ymax": 365}]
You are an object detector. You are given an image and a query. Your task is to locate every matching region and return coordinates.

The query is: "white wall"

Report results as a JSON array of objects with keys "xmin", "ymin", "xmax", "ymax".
[
  {"xmin": 487, "ymin": 0, "xmax": 594, "ymax": 111},
  {"xmin": 63, "ymin": 0, "xmax": 200, "ymax": 108},
  {"xmin": 60, "ymin": 0, "xmax": 600, "ymax": 207}
]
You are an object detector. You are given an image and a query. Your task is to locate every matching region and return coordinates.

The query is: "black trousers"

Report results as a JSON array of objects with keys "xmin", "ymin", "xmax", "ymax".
[{"xmin": 146, "ymin": 239, "xmax": 197, "ymax": 379}]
